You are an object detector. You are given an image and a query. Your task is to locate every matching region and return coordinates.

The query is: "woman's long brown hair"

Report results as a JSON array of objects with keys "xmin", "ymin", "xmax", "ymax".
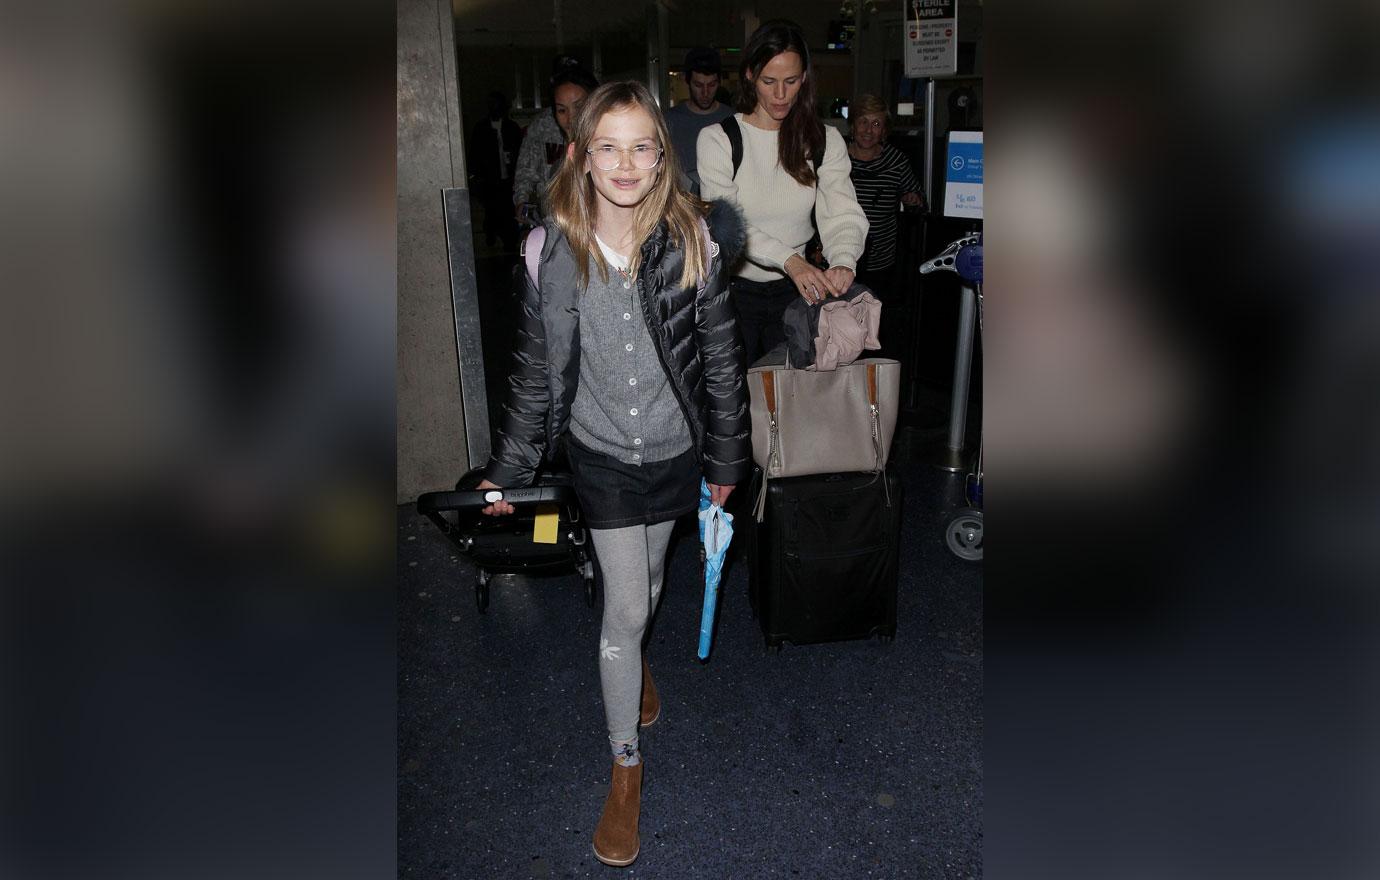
[
  {"xmin": 736, "ymin": 19, "xmax": 824, "ymax": 187},
  {"xmin": 545, "ymin": 81, "xmax": 708, "ymax": 291}
]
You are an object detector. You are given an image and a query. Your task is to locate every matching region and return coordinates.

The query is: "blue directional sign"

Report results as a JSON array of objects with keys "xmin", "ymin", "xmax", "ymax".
[{"xmin": 943, "ymin": 131, "xmax": 983, "ymax": 219}]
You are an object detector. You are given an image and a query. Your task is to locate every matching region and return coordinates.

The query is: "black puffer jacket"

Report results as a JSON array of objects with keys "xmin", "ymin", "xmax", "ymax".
[{"xmin": 485, "ymin": 201, "xmax": 750, "ymax": 488}]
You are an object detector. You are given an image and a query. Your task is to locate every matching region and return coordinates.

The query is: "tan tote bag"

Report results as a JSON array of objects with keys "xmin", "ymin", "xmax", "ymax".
[{"xmin": 747, "ymin": 357, "xmax": 901, "ymax": 520}]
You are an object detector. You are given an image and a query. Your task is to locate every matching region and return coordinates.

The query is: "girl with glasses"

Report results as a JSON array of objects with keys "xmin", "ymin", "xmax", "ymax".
[{"xmin": 476, "ymin": 81, "xmax": 749, "ymax": 868}]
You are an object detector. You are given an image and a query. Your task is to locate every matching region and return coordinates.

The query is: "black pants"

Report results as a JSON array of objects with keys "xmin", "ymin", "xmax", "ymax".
[{"xmin": 729, "ymin": 276, "xmax": 799, "ymax": 366}]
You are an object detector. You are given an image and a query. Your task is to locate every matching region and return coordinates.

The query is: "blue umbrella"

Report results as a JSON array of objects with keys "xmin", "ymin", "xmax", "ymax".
[{"xmin": 696, "ymin": 478, "xmax": 734, "ymax": 660}]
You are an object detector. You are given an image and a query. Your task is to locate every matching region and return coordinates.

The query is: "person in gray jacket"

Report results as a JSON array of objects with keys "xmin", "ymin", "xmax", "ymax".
[
  {"xmin": 478, "ymin": 81, "xmax": 748, "ymax": 868},
  {"xmin": 512, "ymin": 58, "xmax": 599, "ymax": 222}
]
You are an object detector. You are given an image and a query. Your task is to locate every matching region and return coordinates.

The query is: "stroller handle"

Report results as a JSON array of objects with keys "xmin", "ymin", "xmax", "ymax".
[{"xmin": 417, "ymin": 485, "xmax": 576, "ymax": 515}]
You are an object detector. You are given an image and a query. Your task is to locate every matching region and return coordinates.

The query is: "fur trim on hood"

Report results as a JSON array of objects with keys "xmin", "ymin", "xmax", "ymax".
[{"xmin": 705, "ymin": 199, "xmax": 747, "ymax": 276}]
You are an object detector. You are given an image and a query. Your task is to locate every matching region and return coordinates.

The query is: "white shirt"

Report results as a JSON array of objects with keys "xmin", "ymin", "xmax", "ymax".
[
  {"xmin": 697, "ymin": 113, "xmax": 868, "ymax": 282},
  {"xmin": 593, "ymin": 234, "xmax": 631, "ymax": 275}
]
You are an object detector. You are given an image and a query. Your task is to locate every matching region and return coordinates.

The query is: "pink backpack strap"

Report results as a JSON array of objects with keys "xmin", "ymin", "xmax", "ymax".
[{"xmin": 521, "ymin": 225, "xmax": 547, "ymax": 287}]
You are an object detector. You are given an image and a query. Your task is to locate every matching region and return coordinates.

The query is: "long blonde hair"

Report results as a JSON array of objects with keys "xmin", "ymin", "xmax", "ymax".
[{"xmin": 546, "ymin": 81, "xmax": 708, "ymax": 291}]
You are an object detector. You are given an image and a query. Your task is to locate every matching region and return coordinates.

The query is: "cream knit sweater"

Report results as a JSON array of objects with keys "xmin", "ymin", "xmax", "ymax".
[{"xmin": 697, "ymin": 114, "xmax": 868, "ymax": 283}]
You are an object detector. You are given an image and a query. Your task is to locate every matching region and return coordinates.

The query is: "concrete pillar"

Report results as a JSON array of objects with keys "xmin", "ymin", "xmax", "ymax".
[{"xmin": 397, "ymin": 0, "xmax": 469, "ymax": 502}]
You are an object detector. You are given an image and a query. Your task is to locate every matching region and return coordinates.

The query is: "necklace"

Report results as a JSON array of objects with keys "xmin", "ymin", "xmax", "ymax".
[
  {"xmin": 595, "ymin": 231, "xmax": 634, "ymax": 282},
  {"xmin": 609, "ymin": 259, "xmax": 635, "ymax": 292}
]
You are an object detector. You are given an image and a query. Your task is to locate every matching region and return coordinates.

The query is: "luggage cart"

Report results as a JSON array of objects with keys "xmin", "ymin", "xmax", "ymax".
[{"xmin": 920, "ymin": 233, "xmax": 984, "ymax": 561}]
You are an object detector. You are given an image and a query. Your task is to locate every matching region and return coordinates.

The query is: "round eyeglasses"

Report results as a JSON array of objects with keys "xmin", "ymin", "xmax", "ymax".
[{"xmin": 586, "ymin": 145, "xmax": 664, "ymax": 171}]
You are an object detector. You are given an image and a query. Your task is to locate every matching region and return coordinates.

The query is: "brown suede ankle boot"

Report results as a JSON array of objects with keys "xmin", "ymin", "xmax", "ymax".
[
  {"xmin": 640, "ymin": 655, "xmax": 660, "ymax": 727},
  {"xmin": 592, "ymin": 759, "xmax": 643, "ymax": 867}
]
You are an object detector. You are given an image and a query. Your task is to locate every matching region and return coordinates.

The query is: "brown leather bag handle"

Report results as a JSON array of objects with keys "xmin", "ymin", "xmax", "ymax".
[
  {"xmin": 866, "ymin": 363, "xmax": 878, "ymax": 406},
  {"xmin": 762, "ymin": 370, "xmax": 777, "ymax": 416}
]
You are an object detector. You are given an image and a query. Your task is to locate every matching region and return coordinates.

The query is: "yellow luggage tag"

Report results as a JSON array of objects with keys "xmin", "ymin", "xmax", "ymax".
[{"xmin": 532, "ymin": 504, "xmax": 559, "ymax": 544}]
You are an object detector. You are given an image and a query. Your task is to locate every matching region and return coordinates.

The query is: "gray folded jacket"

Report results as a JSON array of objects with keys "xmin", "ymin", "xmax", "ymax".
[{"xmin": 781, "ymin": 283, "xmax": 882, "ymax": 370}]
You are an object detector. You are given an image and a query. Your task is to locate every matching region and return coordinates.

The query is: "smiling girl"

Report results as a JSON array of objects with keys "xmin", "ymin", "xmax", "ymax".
[{"xmin": 476, "ymin": 81, "xmax": 749, "ymax": 868}]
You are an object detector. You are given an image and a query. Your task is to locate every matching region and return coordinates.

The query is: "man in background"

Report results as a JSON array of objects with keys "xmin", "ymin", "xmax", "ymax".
[{"xmin": 664, "ymin": 47, "xmax": 732, "ymax": 196}]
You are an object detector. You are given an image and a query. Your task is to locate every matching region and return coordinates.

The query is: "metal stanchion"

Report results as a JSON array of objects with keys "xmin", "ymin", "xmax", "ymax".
[
  {"xmin": 935, "ymin": 280, "xmax": 977, "ymax": 471},
  {"xmin": 919, "ymin": 232, "xmax": 982, "ymax": 472}
]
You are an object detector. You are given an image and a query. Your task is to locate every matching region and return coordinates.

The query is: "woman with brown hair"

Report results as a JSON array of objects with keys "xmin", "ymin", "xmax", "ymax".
[{"xmin": 697, "ymin": 18, "xmax": 869, "ymax": 364}]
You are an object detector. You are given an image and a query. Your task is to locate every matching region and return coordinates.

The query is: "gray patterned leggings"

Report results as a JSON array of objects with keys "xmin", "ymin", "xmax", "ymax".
[{"xmin": 589, "ymin": 520, "xmax": 675, "ymax": 746}]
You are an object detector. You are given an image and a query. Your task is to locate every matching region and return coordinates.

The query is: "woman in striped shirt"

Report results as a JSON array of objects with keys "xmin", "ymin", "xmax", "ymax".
[{"xmin": 848, "ymin": 94, "xmax": 922, "ymax": 357}]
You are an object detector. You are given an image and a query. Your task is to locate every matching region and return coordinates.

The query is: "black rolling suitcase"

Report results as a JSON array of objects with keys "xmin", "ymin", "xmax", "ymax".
[
  {"xmin": 747, "ymin": 467, "xmax": 902, "ymax": 649},
  {"xmin": 416, "ymin": 466, "xmax": 596, "ymax": 613}
]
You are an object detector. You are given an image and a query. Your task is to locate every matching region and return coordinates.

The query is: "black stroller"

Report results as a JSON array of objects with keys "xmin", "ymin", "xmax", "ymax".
[
  {"xmin": 416, "ymin": 464, "xmax": 597, "ymax": 613},
  {"xmin": 414, "ymin": 213, "xmax": 597, "ymax": 613},
  {"xmin": 411, "ymin": 204, "xmax": 601, "ymax": 612}
]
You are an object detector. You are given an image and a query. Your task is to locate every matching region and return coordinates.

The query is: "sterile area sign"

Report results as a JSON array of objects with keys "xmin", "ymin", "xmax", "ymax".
[
  {"xmin": 943, "ymin": 131, "xmax": 982, "ymax": 219},
  {"xmin": 904, "ymin": 0, "xmax": 957, "ymax": 79}
]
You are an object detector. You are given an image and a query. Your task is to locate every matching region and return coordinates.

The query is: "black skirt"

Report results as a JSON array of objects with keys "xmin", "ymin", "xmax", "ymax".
[{"xmin": 566, "ymin": 437, "xmax": 700, "ymax": 529}]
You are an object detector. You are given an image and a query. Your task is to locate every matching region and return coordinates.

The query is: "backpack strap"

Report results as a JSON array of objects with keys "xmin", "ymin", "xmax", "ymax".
[
  {"xmin": 719, "ymin": 116, "xmax": 743, "ymax": 180},
  {"xmin": 520, "ymin": 225, "xmax": 546, "ymax": 287}
]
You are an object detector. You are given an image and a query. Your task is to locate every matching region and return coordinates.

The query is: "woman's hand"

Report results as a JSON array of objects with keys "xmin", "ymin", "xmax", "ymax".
[
  {"xmin": 823, "ymin": 265, "xmax": 855, "ymax": 296},
  {"xmin": 901, "ymin": 191, "xmax": 922, "ymax": 207},
  {"xmin": 707, "ymin": 483, "xmax": 735, "ymax": 506},
  {"xmin": 784, "ymin": 254, "xmax": 833, "ymax": 305},
  {"xmin": 476, "ymin": 479, "xmax": 515, "ymax": 516}
]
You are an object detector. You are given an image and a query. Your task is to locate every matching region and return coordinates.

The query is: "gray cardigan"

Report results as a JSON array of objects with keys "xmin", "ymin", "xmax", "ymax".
[{"xmin": 569, "ymin": 260, "xmax": 693, "ymax": 464}]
